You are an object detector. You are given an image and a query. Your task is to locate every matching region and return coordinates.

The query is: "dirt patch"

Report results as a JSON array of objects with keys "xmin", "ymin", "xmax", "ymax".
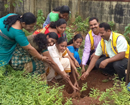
[{"xmin": 48, "ymin": 69, "xmax": 114, "ymax": 105}]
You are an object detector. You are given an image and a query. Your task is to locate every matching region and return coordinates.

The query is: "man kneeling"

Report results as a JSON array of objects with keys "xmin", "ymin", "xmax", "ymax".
[{"xmin": 81, "ymin": 22, "xmax": 129, "ymax": 81}]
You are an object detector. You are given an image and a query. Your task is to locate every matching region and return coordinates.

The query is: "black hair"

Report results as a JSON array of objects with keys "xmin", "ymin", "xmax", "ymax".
[
  {"xmin": 49, "ymin": 18, "xmax": 66, "ymax": 28},
  {"xmin": 53, "ymin": 5, "xmax": 69, "ymax": 14},
  {"xmin": 4, "ymin": 12, "xmax": 36, "ymax": 31},
  {"xmin": 99, "ymin": 22, "xmax": 111, "ymax": 31},
  {"xmin": 67, "ymin": 34, "xmax": 83, "ymax": 45},
  {"xmin": 46, "ymin": 32, "xmax": 58, "ymax": 41},
  {"xmin": 60, "ymin": 5, "xmax": 70, "ymax": 14},
  {"xmin": 89, "ymin": 17, "xmax": 99, "ymax": 22},
  {"xmin": 53, "ymin": 6, "xmax": 61, "ymax": 11},
  {"xmin": 33, "ymin": 33, "xmax": 48, "ymax": 53},
  {"xmin": 57, "ymin": 37, "xmax": 67, "ymax": 44}
]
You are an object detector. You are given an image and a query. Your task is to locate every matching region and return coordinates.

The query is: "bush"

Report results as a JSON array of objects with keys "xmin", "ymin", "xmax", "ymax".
[
  {"xmin": 108, "ymin": 21, "xmax": 115, "ymax": 31},
  {"xmin": 73, "ymin": 16, "xmax": 89, "ymax": 35},
  {"xmin": 0, "ymin": 66, "xmax": 72, "ymax": 105},
  {"xmin": 124, "ymin": 24, "xmax": 130, "ymax": 44},
  {"xmin": 89, "ymin": 78, "xmax": 130, "ymax": 105},
  {"xmin": 36, "ymin": 10, "xmax": 45, "ymax": 29}
]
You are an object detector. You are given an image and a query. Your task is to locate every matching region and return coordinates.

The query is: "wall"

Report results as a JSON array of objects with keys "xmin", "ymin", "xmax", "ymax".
[
  {"xmin": 78, "ymin": 1, "xmax": 130, "ymax": 32},
  {"xmin": 1, "ymin": 0, "xmax": 130, "ymax": 32},
  {"xmin": 0, "ymin": 0, "xmax": 6, "ymax": 17}
]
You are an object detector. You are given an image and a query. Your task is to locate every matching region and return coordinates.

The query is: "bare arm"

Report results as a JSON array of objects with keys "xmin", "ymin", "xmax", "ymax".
[
  {"xmin": 65, "ymin": 55, "xmax": 80, "ymax": 78},
  {"xmin": 42, "ymin": 51, "xmax": 69, "ymax": 81},
  {"xmin": 66, "ymin": 48, "xmax": 80, "ymax": 67},
  {"xmin": 99, "ymin": 52, "xmax": 125, "ymax": 68},
  {"xmin": 81, "ymin": 55, "xmax": 100, "ymax": 80}
]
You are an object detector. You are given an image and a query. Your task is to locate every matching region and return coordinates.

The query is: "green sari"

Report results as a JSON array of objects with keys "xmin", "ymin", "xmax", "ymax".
[{"xmin": 10, "ymin": 35, "xmax": 46, "ymax": 75}]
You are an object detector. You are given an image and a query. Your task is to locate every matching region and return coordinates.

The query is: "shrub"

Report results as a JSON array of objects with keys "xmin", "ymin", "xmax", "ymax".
[
  {"xmin": 108, "ymin": 21, "xmax": 115, "ymax": 31},
  {"xmin": 0, "ymin": 66, "xmax": 72, "ymax": 105},
  {"xmin": 36, "ymin": 10, "xmax": 45, "ymax": 29},
  {"xmin": 124, "ymin": 24, "xmax": 130, "ymax": 44},
  {"xmin": 89, "ymin": 78, "xmax": 130, "ymax": 105}
]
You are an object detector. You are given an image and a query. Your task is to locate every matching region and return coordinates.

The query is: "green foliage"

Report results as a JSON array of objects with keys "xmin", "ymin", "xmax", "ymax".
[
  {"xmin": 66, "ymin": 26, "xmax": 74, "ymax": 41},
  {"xmin": 74, "ymin": 16, "xmax": 82, "ymax": 24},
  {"xmin": 73, "ymin": 16, "xmax": 89, "ymax": 34},
  {"xmin": 36, "ymin": 10, "xmax": 45, "ymax": 29},
  {"xmin": 108, "ymin": 21, "xmax": 115, "ymax": 31},
  {"xmin": 89, "ymin": 79, "xmax": 130, "ymax": 105},
  {"xmin": 124, "ymin": 24, "xmax": 130, "ymax": 44},
  {"xmin": 0, "ymin": 66, "xmax": 72, "ymax": 105},
  {"xmin": 22, "ymin": 28, "xmax": 33, "ymax": 36},
  {"xmin": 80, "ymin": 83, "xmax": 87, "ymax": 92},
  {"xmin": 4, "ymin": 0, "xmax": 23, "ymax": 9},
  {"xmin": 64, "ymin": 98, "xmax": 73, "ymax": 105}
]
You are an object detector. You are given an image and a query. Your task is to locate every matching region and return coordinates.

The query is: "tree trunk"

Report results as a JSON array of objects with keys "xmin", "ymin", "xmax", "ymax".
[{"xmin": 10, "ymin": 0, "xmax": 15, "ymax": 13}]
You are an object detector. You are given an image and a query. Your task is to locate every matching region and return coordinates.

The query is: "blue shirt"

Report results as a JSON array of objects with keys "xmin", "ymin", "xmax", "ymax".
[
  {"xmin": 0, "ymin": 13, "xmax": 29, "ymax": 67},
  {"xmin": 67, "ymin": 46, "xmax": 81, "ymax": 65}
]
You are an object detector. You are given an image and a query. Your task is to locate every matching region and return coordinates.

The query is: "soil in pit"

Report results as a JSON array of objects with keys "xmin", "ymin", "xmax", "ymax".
[{"xmin": 48, "ymin": 69, "xmax": 114, "ymax": 105}]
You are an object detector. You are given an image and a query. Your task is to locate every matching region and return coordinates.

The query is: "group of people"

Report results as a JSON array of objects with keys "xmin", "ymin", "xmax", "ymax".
[{"xmin": 0, "ymin": 5, "xmax": 129, "ymax": 92}]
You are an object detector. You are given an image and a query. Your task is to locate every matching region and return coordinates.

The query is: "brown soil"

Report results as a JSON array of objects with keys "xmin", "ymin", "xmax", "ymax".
[{"xmin": 48, "ymin": 69, "xmax": 114, "ymax": 105}]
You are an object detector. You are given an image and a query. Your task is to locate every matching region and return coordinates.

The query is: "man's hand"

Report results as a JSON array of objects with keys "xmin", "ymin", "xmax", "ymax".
[
  {"xmin": 80, "ymin": 71, "xmax": 89, "ymax": 80},
  {"xmin": 99, "ymin": 59, "xmax": 109, "ymax": 68},
  {"xmin": 81, "ymin": 67, "xmax": 85, "ymax": 73}
]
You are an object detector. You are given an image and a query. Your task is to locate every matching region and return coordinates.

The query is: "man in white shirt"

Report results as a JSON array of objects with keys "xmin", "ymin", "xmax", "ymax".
[{"xmin": 81, "ymin": 22, "xmax": 129, "ymax": 81}]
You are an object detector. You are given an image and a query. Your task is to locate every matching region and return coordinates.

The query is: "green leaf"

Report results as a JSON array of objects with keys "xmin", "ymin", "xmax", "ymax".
[
  {"xmin": 12, "ymin": 3, "xmax": 16, "ymax": 7},
  {"xmin": 4, "ymin": 4, "xmax": 9, "ymax": 9}
]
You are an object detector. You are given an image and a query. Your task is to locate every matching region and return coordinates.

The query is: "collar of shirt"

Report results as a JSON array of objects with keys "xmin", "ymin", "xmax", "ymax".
[
  {"xmin": 92, "ymin": 31, "xmax": 100, "ymax": 37},
  {"xmin": 104, "ymin": 32, "xmax": 112, "ymax": 42}
]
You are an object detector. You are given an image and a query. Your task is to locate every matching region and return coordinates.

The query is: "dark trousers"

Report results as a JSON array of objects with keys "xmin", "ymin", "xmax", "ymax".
[
  {"xmin": 87, "ymin": 50, "xmax": 95, "ymax": 65},
  {"xmin": 95, "ymin": 56, "xmax": 128, "ymax": 81}
]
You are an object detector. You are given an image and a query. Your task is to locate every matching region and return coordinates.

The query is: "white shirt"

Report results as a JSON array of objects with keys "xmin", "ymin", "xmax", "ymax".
[
  {"xmin": 95, "ymin": 32, "xmax": 128, "ymax": 58},
  {"xmin": 48, "ymin": 44, "xmax": 68, "ymax": 71}
]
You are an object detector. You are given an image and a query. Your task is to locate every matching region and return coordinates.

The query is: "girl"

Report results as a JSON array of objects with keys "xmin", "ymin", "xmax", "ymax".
[
  {"xmin": 33, "ymin": 19, "xmax": 67, "ymax": 38},
  {"xmin": 46, "ymin": 32, "xmax": 58, "ymax": 46},
  {"xmin": 43, "ymin": 5, "xmax": 70, "ymax": 27},
  {"xmin": 67, "ymin": 34, "xmax": 83, "ymax": 65},
  {"xmin": 47, "ymin": 37, "xmax": 79, "ymax": 92}
]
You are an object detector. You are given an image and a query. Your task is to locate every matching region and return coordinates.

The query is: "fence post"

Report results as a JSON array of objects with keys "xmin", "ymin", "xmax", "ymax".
[{"xmin": 126, "ymin": 48, "xmax": 130, "ymax": 84}]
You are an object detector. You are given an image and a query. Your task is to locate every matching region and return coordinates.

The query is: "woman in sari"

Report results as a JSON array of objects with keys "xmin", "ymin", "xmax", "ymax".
[
  {"xmin": 34, "ymin": 18, "xmax": 80, "ymax": 68},
  {"xmin": 67, "ymin": 34, "xmax": 83, "ymax": 65},
  {"xmin": 0, "ymin": 12, "xmax": 49, "ymax": 68},
  {"xmin": 46, "ymin": 32, "xmax": 58, "ymax": 46},
  {"xmin": 10, "ymin": 33, "xmax": 51, "ymax": 80},
  {"xmin": 33, "ymin": 19, "xmax": 67, "ymax": 39},
  {"xmin": 10, "ymin": 33, "xmax": 71, "ymax": 83},
  {"xmin": 43, "ymin": 5, "xmax": 70, "ymax": 27},
  {"xmin": 46, "ymin": 37, "xmax": 79, "ymax": 91}
]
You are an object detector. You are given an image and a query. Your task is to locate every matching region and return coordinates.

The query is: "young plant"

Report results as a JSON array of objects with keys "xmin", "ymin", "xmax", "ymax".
[
  {"xmin": 0, "ymin": 66, "xmax": 72, "ymax": 105},
  {"xmin": 89, "ymin": 78, "xmax": 130, "ymax": 105},
  {"xmin": 108, "ymin": 21, "xmax": 115, "ymax": 31},
  {"xmin": 36, "ymin": 10, "xmax": 45, "ymax": 29},
  {"xmin": 80, "ymin": 83, "xmax": 87, "ymax": 92},
  {"xmin": 124, "ymin": 24, "xmax": 130, "ymax": 44}
]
